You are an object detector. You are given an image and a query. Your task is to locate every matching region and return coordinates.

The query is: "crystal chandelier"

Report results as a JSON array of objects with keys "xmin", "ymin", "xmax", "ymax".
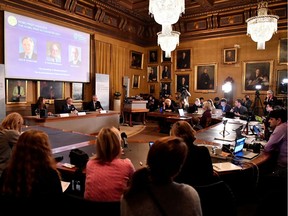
[
  {"xmin": 149, "ymin": 0, "xmax": 185, "ymax": 25},
  {"xmin": 246, "ymin": 1, "xmax": 279, "ymax": 50},
  {"xmin": 149, "ymin": 0, "xmax": 184, "ymax": 56}
]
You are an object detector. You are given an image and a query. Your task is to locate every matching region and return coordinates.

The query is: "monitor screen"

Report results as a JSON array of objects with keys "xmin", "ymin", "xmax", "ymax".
[
  {"xmin": 234, "ymin": 137, "xmax": 246, "ymax": 154},
  {"xmin": 4, "ymin": 11, "xmax": 90, "ymax": 82}
]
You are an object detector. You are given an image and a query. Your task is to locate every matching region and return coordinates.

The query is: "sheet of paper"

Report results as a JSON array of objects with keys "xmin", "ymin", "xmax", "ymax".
[{"xmin": 212, "ymin": 162, "xmax": 242, "ymax": 172}]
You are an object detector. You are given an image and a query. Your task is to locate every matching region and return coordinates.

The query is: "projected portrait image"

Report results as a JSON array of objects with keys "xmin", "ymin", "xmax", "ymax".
[
  {"xmin": 69, "ymin": 46, "xmax": 81, "ymax": 65},
  {"xmin": 46, "ymin": 42, "xmax": 62, "ymax": 63},
  {"xmin": 19, "ymin": 36, "xmax": 37, "ymax": 60}
]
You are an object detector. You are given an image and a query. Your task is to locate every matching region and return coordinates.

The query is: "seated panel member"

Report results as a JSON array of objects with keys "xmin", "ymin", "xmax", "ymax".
[
  {"xmin": 86, "ymin": 95, "xmax": 103, "ymax": 111},
  {"xmin": 62, "ymin": 97, "xmax": 78, "ymax": 114}
]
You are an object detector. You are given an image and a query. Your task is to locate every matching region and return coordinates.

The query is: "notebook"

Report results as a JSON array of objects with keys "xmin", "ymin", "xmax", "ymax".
[
  {"xmin": 233, "ymin": 137, "xmax": 259, "ymax": 159},
  {"xmin": 225, "ymin": 112, "xmax": 235, "ymax": 118}
]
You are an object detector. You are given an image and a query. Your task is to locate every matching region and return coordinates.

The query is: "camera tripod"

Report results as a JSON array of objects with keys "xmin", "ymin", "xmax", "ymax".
[{"xmin": 252, "ymin": 90, "xmax": 264, "ymax": 116}]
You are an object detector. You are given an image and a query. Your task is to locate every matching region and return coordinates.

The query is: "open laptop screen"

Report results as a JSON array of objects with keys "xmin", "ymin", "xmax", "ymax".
[
  {"xmin": 178, "ymin": 108, "xmax": 185, "ymax": 116},
  {"xmin": 233, "ymin": 137, "xmax": 246, "ymax": 154}
]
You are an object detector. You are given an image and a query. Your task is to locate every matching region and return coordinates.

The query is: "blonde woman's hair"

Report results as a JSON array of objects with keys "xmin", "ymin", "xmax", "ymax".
[
  {"xmin": 95, "ymin": 126, "xmax": 122, "ymax": 163},
  {"xmin": 203, "ymin": 101, "xmax": 212, "ymax": 110},
  {"xmin": 1, "ymin": 112, "xmax": 23, "ymax": 132}
]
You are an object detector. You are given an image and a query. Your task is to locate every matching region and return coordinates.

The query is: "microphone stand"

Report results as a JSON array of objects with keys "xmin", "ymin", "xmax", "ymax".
[{"xmin": 219, "ymin": 120, "xmax": 230, "ymax": 137}]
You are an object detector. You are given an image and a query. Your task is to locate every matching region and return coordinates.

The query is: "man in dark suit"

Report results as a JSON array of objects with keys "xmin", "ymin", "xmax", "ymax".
[
  {"xmin": 62, "ymin": 97, "xmax": 78, "ymax": 113},
  {"xmin": 19, "ymin": 37, "xmax": 37, "ymax": 60},
  {"xmin": 220, "ymin": 98, "xmax": 231, "ymax": 113},
  {"xmin": 86, "ymin": 95, "xmax": 103, "ymax": 111}
]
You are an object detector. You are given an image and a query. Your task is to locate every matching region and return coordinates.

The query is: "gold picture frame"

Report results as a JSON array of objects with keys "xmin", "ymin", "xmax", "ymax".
[
  {"xmin": 132, "ymin": 75, "xmax": 140, "ymax": 88},
  {"xmin": 130, "ymin": 51, "xmax": 143, "ymax": 69},
  {"xmin": 278, "ymin": 38, "xmax": 288, "ymax": 65},
  {"xmin": 6, "ymin": 79, "xmax": 27, "ymax": 104},
  {"xmin": 72, "ymin": 82, "xmax": 83, "ymax": 101},
  {"xmin": 243, "ymin": 60, "xmax": 273, "ymax": 92},
  {"xmin": 148, "ymin": 49, "xmax": 158, "ymax": 64},
  {"xmin": 175, "ymin": 74, "xmax": 190, "ymax": 93},
  {"xmin": 194, "ymin": 63, "xmax": 217, "ymax": 93},
  {"xmin": 176, "ymin": 49, "xmax": 191, "ymax": 70},
  {"xmin": 223, "ymin": 47, "xmax": 237, "ymax": 64},
  {"xmin": 276, "ymin": 69, "xmax": 288, "ymax": 96},
  {"xmin": 37, "ymin": 81, "xmax": 65, "ymax": 100},
  {"xmin": 147, "ymin": 66, "xmax": 159, "ymax": 82}
]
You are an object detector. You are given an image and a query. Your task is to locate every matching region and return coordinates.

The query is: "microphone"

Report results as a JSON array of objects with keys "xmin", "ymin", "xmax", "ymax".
[{"xmin": 121, "ymin": 132, "xmax": 128, "ymax": 148}]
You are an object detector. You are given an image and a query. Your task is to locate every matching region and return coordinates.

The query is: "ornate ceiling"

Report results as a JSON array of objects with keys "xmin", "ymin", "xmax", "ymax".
[{"xmin": 0, "ymin": 0, "xmax": 287, "ymax": 46}]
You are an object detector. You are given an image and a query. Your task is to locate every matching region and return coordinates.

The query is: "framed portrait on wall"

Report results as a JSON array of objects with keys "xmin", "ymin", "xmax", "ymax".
[
  {"xmin": 161, "ymin": 51, "xmax": 172, "ymax": 63},
  {"xmin": 132, "ymin": 74, "xmax": 140, "ymax": 88},
  {"xmin": 175, "ymin": 74, "xmax": 190, "ymax": 93},
  {"xmin": 160, "ymin": 64, "xmax": 171, "ymax": 80},
  {"xmin": 223, "ymin": 48, "xmax": 237, "ymax": 64},
  {"xmin": 243, "ymin": 60, "xmax": 273, "ymax": 92},
  {"xmin": 72, "ymin": 82, "xmax": 83, "ymax": 101},
  {"xmin": 149, "ymin": 84, "xmax": 155, "ymax": 94},
  {"xmin": 130, "ymin": 51, "xmax": 143, "ymax": 69},
  {"xmin": 160, "ymin": 82, "xmax": 171, "ymax": 98},
  {"xmin": 37, "ymin": 81, "xmax": 64, "ymax": 100},
  {"xmin": 6, "ymin": 79, "xmax": 27, "ymax": 103},
  {"xmin": 276, "ymin": 69, "xmax": 288, "ymax": 96},
  {"xmin": 148, "ymin": 49, "xmax": 158, "ymax": 64},
  {"xmin": 194, "ymin": 63, "xmax": 217, "ymax": 92},
  {"xmin": 147, "ymin": 66, "xmax": 159, "ymax": 82},
  {"xmin": 176, "ymin": 49, "xmax": 191, "ymax": 70},
  {"xmin": 278, "ymin": 38, "xmax": 288, "ymax": 65}
]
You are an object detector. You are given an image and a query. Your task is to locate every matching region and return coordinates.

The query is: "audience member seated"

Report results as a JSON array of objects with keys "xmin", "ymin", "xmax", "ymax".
[
  {"xmin": 34, "ymin": 96, "xmax": 52, "ymax": 116},
  {"xmin": 263, "ymin": 90, "xmax": 278, "ymax": 115},
  {"xmin": 188, "ymin": 98, "xmax": 202, "ymax": 113},
  {"xmin": 62, "ymin": 97, "xmax": 78, "ymax": 114},
  {"xmin": 256, "ymin": 109, "xmax": 287, "ymax": 216},
  {"xmin": 0, "ymin": 112, "xmax": 23, "ymax": 177},
  {"xmin": 171, "ymin": 121, "xmax": 217, "ymax": 186},
  {"xmin": 230, "ymin": 99, "xmax": 248, "ymax": 117},
  {"xmin": 207, "ymin": 99, "xmax": 216, "ymax": 113},
  {"xmin": 163, "ymin": 98, "xmax": 175, "ymax": 112},
  {"xmin": 147, "ymin": 95, "xmax": 158, "ymax": 112},
  {"xmin": 194, "ymin": 101, "xmax": 212, "ymax": 130},
  {"xmin": 213, "ymin": 96, "xmax": 221, "ymax": 109},
  {"xmin": 121, "ymin": 136, "xmax": 202, "ymax": 216},
  {"xmin": 86, "ymin": 95, "xmax": 103, "ymax": 111},
  {"xmin": 0, "ymin": 130, "xmax": 63, "ymax": 208},
  {"xmin": 220, "ymin": 98, "xmax": 231, "ymax": 113},
  {"xmin": 242, "ymin": 95, "xmax": 253, "ymax": 112},
  {"xmin": 84, "ymin": 127, "xmax": 135, "ymax": 202}
]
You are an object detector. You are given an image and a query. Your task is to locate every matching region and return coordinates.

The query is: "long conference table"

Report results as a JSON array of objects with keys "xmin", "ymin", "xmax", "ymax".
[{"xmin": 23, "ymin": 110, "xmax": 272, "ymax": 200}]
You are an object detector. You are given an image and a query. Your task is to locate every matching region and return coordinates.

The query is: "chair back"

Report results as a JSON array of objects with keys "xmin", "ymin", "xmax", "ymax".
[
  {"xmin": 31, "ymin": 104, "xmax": 37, "ymax": 116},
  {"xmin": 54, "ymin": 99, "xmax": 66, "ymax": 114},
  {"xmin": 194, "ymin": 181, "xmax": 237, "ymax": 216}
]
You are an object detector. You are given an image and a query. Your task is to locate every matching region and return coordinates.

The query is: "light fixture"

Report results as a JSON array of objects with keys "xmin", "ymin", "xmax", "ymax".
[
  {"xmin": 222, "ymin": 82, "xmax": 232, "ymax": 93},
  {"xmin": 246, "ymin": 1, "xmax": 279, "ymax": 50},
  {"xmin": 149, "ymin": 0, "xmax": 185, "ymax": 56},
  {"xmin": 157, "ymin": 30, "xmax": 180, "ymax": 58},
  {"xmin": 282, "ymin": 78, "xmax": 288, "ymax": 84},
  {"xmin": 149, "ymin": 0, "xmax": 185, "ymax": 25},
  {"xmin": 255, "ymin": 85, "xmax": 262, "ymax": 90}
]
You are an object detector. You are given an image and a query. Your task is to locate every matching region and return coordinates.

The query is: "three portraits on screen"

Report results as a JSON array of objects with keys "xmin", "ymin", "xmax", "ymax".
[{"xmin": 18, "ymin": 36, "xmax": 82, "ymax": 65}]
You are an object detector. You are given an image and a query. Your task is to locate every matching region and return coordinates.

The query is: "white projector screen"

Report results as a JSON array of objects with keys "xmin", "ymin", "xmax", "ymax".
[{"xmin": 4, "ymin": 11, "xmax": 90, "ymax": 82}]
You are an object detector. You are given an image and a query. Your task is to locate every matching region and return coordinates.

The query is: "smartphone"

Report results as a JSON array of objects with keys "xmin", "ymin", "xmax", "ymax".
[{"xmin": 149, "ymin": 141, "xmax": 154, "ymax": 148}]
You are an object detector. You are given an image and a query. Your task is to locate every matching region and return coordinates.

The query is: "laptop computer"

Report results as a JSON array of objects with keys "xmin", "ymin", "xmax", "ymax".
[
  {"xmin": 233, "ymin": 137, "xmax": 259, "ymax": 159},
  {"xmin": 225, "ymin": 112, "xmax": 235, "ymax": 118},
  {"xmin": 197, "ymin": 108, "xmax": 204, "ymax": 114},
  {"xmin": 178, "ymin": 109, "xmax": 190, "ymax": 118}
]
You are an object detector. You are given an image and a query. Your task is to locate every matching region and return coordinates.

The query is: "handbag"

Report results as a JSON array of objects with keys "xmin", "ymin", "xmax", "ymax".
[{"xmin": 69, "ymin": 148, "xmax": 89, "ymax": 169}]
